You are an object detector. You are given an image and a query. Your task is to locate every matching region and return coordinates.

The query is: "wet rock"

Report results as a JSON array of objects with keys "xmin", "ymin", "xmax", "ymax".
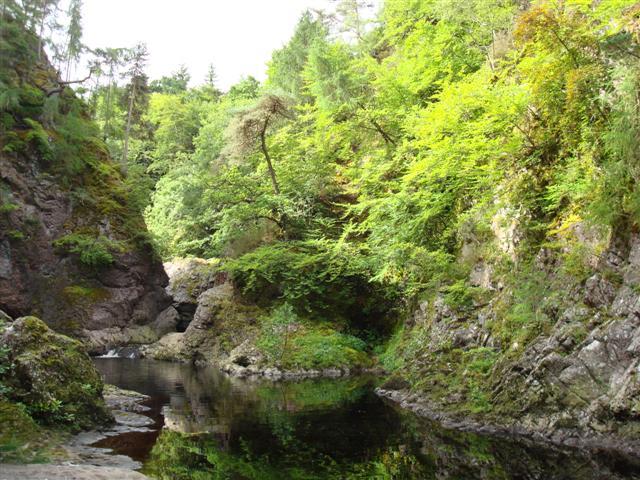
[
  {"xmin": 113, "ymin": 410, "xmax": 155, "ymax": 428},
  {"xmin": 82, "ymin": 325, "xmax": 159, "ymax": 355},
  {"xmin": 103, "ymin": 385, "xmax": 150, "ymax": 413},
  {"xmin": 142, "ymin": 332, "xmax": 187, "ymax": 361}
]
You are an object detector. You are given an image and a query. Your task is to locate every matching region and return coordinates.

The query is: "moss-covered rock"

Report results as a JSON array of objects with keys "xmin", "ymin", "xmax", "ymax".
[{"xmin": 1, "ymin": 316, "xmax": 113, "ymax": 430}]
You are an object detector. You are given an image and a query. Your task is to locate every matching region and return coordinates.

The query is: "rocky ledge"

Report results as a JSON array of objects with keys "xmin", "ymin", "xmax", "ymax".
[
  {"xmin": 60, "ymin": 385, "xmax": 154, "ymax": 473},
  {"xmin": 0, "ymin": 464, "xmax": 150, "ymax": 480},
  {"xmin": 377, "ymin": 387, "xmax": 640, "ymax": 462}
]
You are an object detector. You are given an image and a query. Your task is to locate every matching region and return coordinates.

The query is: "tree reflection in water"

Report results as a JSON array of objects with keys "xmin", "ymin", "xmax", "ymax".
[{"xmin": 94, "ymin": 359, "xmax": 640, "ymax": 480}]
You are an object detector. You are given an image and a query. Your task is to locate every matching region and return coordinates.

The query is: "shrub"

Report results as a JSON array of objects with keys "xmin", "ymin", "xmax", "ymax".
[
  {"xmin": 53, "ymin": 233, "xmax": 123, "ymax": 268},
  {"xmin": 257, "ymin": 303, "xmax": 369, "ymax": 370}
]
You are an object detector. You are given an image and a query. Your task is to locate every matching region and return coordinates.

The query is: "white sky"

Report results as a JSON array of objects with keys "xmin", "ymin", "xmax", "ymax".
[{"xmin": 79, "ymin": 0, "xmax": 349, "ymax": 90}]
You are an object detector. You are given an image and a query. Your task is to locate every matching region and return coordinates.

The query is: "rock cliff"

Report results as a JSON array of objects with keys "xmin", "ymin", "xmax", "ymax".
[
  {"xmin": 380, "ymin": 225, "xmax": 640, "ymax": 453},
  {"xmin": 0, "ymin": 17, "xmax": 170, "ymax": 337}
]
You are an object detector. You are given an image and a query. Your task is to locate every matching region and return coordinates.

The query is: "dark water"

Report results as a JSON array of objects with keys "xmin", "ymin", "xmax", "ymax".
[{"xmin": 93, "ymin": 358, "xmax": 640, "ymax": 480}]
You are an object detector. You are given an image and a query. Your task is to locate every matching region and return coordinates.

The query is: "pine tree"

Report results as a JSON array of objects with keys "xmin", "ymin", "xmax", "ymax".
[
  {"xmin": 63, "ymin": 0, "xmax": 82, "ymax": 81},
  {"xmin": 122, "ymin": 42, "xmax": 149, "ymax": 171}
]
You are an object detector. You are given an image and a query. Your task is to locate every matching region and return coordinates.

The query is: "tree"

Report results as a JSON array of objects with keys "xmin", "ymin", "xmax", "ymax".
[
  {"xmin": 21, "ymin": 0, "xmax": 61, "ymax": 59},
  {"xmin": 227, "ymin": 76, "xmax": 260, "ymax": 100},
  {"xmin": 202, "ymin": 63, "xmax": 221, "ymax": 99},
  {"xmin": 266, "ymin": 10, "xmax": 328, "ymax": 99},
  {"xmin": 205, "ymin": 63, "xmax": 217, "ymax": 88},
  {"xmin": 63, "ymin": 0, "xmax": 82, "ymax": 81},
  {"xmin": 150, "ymin": 65, "xmax": 190, "ymax": 94},
  {"xmin": 225, "ymin": 94, "xmax": 293, "ymax": 196},
  {"xmin": 122, "ymin": 42, "xmax": 149, "ymax": 171},
  {"xmin": 94, "ymin": 47, "xmax": 128, "ymax": 140},
  {"xmin": 332, "ymin": 0, "xmax": 374, "ymax": 42}
]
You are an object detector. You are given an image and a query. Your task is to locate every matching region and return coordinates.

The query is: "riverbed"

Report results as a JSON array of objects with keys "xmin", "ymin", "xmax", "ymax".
[{"xmin": 92, "ymin": 358, "xmax": 640, "ymax": 479}]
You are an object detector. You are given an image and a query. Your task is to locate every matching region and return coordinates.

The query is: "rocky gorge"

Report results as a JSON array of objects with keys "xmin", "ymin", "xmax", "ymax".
[{"xmin": 3, "ymin": 0, "xmax": 640, "ymax": 478}]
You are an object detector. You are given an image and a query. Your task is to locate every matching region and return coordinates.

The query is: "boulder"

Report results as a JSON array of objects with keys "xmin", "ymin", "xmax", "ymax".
[
  {"xmin": 142, "ymin": 332, "xmax": 187, "ymax": 362},
  {"xmin": 164, "ymin": 258, "xmax": 225, "ymax": 331},
  {"xmin": 584, "ymin": 274, "xmax": 616, "ymax": 308},
  {"xmin": 151, "ymin": 306, "xmax": 180, "ymax": 336},
  {"xmin": 143, "ymin": 282, "xmax": 262, "ymax": 365},
  {"xmin": 1, "ymin": 316, "xmax": 112, "ymax": 430},
  {"xmin": 81, "ymin": 325, "xmax": 159, "ymax": 355}
]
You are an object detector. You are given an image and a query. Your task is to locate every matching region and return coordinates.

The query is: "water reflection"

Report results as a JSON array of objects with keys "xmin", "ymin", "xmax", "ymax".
[{"xmin": 94, "ymin": 359, "xmax": 640, "ymax": 480}]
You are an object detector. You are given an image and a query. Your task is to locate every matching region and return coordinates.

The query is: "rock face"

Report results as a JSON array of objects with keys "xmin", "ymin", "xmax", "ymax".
[
  {"xmin": 0, "ymin": 316, "xmax": 112, "ymax": 430},
  {"xmin": 489, "ymin": 236, "xmax": 640, "ymax": 441},
  {"xmin": 0, "ymin": 153, "xmax": 171, "ymax": 335},
  {"xmin": 163, "ymin": 258, "xmax": 226, "ymax": 331},
  {"xmin": 143, "ymin": 281, "xmax": 262, "ymax": 366},
  {"xmin": 390, "ymin": 230, "xmax": 640, "ymax": 450},
  {"xmin": 0, "ymin": 25, "xmax": 170, "ymax": 338}
]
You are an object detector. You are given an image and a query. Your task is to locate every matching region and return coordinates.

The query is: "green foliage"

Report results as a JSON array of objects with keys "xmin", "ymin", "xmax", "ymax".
[
  {"xmin": 377, "ymin": 325, "xmax": 405, "ymax": 372},
  {"xmin": 443, "ymin": 280, "xmax": 480, "ymax": 310},
  {"xmin": 53, "ymin": 233, "xmax": 123, "ymax": 268},
  {"xmin": 267, "ymin": 11, "xmax": 328, "ymax": 100},
  {"xmin": 13, "ymin": 0, "xmax": 633, "ymax": 414},
  {"xmin": 24, "ymin": 118, "xmax": 53, "ymax": 161},
  {"xmin": 257, "ymin": 304, "xmax": 369, "ymax": 370},
  {"xmin": 225, "ymin": 239, "xmax": 391, "ymax": 319},
  {"xmin": 0, "ymin": 202, "xmax": 18, "ymax": 214}
]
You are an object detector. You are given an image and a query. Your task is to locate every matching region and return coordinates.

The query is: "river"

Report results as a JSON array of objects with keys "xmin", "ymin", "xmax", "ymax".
[{"xmin": 93, "ymin": 358, "xmax": 640, "ymax": 479}]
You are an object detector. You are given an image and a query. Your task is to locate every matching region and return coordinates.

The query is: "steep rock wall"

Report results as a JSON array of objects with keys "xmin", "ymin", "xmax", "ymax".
[{"xmin": 0, "ymin": 16, "xmax": 170, "ymax": 335}]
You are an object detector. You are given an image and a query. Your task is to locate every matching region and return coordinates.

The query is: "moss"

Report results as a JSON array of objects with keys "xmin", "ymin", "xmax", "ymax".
[
  {"xmin": 377, "ymin": 325, "xmax": 406, "ymax": 372},
  {"xmin": 212, "ymin": 297, "xmax": 262, "ymax": 355},
  {"xmin": 0, "ymin": 202, "xmax": 18, "ymax": 214},
  {"xmin": 7, "ymin": 229, "xmax": 24, "ymax": 240},
  {"xmin": 257, "ymin": 306, "xmax": 370, "ymax": 370},
  {"xmin": 2, "ymin": 317, "xmax": 113, "ymax": 431},
  {"xmin": 0, "ymin": 401, "xmax": 50, "ymax": 463},
  {"xmin": 53, "ymin": 233, "xmax": 124, "ymax": 269},
  {"xmin": 62, "ymin": 285, "xmax": 110, "ymax": 305}
]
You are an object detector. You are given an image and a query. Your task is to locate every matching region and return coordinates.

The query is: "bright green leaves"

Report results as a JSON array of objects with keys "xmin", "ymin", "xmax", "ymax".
[
  {"xmin": 146, "ymin": 92, "xmax": 202, "ymax": 175},
  {"xmin": 142, "ymin": 0, "xmax": 640, "ymax": 328},
  {"xmin": 354, "ymin": 68, "xmax": 527, "ymax": 292},
  {"xmin": 53, "ymin": 233, "xmax": 123, "ymax": 269}
]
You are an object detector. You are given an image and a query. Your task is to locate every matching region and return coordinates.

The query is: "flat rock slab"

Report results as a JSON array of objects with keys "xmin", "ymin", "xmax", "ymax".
[
  {"xmin": 0, "ymin": 464, "xmax": 151, "ymax": 479},
  {"xmin": 112, "ymin": 410, "xmax": 155, "ymax": 427}
]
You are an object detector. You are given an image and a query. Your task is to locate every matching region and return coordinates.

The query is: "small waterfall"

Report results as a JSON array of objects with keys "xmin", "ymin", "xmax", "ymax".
[
  {"xmin": 97, "ymin": 346, "xmax": 142, "ymax": 359},
  {"xmin": 99, "ymin": 349, "xmax": 120, "ymax": 358}
]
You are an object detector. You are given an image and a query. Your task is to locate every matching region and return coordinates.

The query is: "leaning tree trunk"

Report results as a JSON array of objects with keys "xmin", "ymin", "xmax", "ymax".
[{"xmin": 260, "ymin": 119, "xmax": 280, "ymax": 195}]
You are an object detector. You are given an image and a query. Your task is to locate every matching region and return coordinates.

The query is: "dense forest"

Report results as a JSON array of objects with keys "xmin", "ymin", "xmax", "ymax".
[
  {"xmin": 2, "ymin": 0, "xmax": 640, "ymax": 477},
  {"xmin": 78, "ymin": 0, "xmax": 640, "ymax": 379}
]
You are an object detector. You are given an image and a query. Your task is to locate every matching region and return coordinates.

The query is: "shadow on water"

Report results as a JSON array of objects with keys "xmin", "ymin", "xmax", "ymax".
[{"xmin": 93, "ymin": 358, "xmax": 640, "ymax": 480}]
